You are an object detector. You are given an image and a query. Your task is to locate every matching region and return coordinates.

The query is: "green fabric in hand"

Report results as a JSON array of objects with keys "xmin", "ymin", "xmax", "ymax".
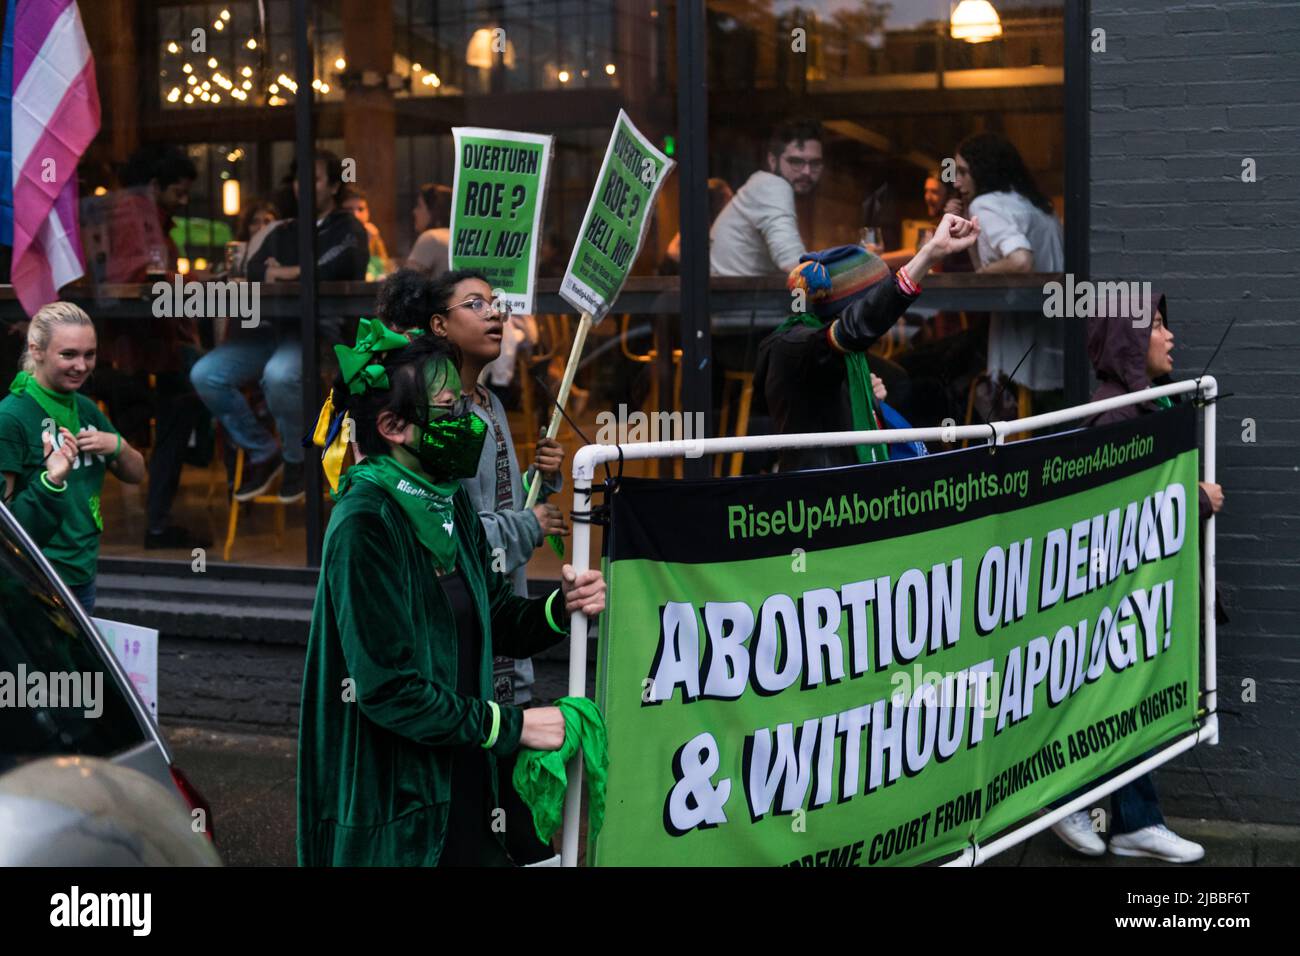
[{"xmin": 512, "ymin": 696, "xmax": 608, "ymax": 846}]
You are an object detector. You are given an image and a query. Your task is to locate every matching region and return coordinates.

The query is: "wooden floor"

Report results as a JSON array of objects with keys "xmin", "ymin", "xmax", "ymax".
[{"xmin": 97, "ymin": 405, "xmax": 671, "ymax": 576}]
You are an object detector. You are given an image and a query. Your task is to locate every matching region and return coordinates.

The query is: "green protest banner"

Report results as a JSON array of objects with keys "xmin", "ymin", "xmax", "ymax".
[
  {"xmin": 559, "ymin": 109, "xmax": 674, "ymax": 323},
  {"xmin": 450, "ymin": 127, "xmax": 553, "ymax": 315},
  {"xmin": 593, "ymin": 406, "xmax": 1203, "ymax": 866}
]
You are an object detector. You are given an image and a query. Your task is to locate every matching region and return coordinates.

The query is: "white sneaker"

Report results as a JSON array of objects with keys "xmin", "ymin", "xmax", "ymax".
[
  {"xmin": 1051, "ymin": 811, "xmax": 1106, "ymax": 857},
  {"xmin": 1109, "ymin": 824, "xmax": 1205, "ymax": 863}
]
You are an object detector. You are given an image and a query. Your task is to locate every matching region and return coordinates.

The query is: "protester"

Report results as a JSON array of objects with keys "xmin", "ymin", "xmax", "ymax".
[
  {"xmin": 1049, "ymin": 294, "xmax": 1218, "ymax": 864},
  {"xmin": 0, "ymin": 304, "xmax": 146, "ymax": 611},
  {"xmin": 339, "ymin": 185, "xmax": 391, "ymax": 280},
  {"xmin": 952, "ymin": 132, "xmax": 1065, "ymax": 404},
  {"xmin": 191, "ymin": 151, "xmax": 368, "ymax": 504},
  {"xmin": 376, "ymin": 267, "xmax": 441, "ymax": 334},
  {"xmin": 710, "ymin": 121, "xmax": 823, "ymax": 277},
  {"xmin": 421, "ymin": 269, "xmax": 568, "ymax": 863},
  {"xmin": 753, "ymin": 213, "xmax": 980, "ymax": 472},
  {"xmin": 297, "ymin": 329, "xmax": 605, "ymax": 866},
  {"xmin": 407, "ymin": 183, "xmax": 452, "ymax": 272}
]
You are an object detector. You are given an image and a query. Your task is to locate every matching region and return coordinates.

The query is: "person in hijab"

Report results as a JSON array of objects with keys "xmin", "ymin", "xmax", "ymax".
[
  {"xmin": 753, "ymin": 212, "xmax": 980, "ymax": 471},
  {"xmin": 297, "ymin": 325, "xmax": 605, "ymax": 866},
  {"xmin": 1086, "ymin": 291, "xmax": 1224, "ymax": 519},
  {"xmin": 1049, "ymin": 293, "xmax": 1220, "ymax": 864}
]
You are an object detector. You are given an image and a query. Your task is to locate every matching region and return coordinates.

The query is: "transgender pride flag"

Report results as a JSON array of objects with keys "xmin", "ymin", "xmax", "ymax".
[{"xmin": 0, "ymin": 0, "xmax": 99, "ymax": 316}]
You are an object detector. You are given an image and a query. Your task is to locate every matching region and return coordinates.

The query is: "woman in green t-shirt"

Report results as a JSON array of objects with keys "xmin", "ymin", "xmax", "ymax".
[
  {"xmin": 298, "ymin": 326, "xmax": 605, "ymax": 866},
  {"xmin": 0, "ymin": 303, "xmax": 146, "ymax": 611}
]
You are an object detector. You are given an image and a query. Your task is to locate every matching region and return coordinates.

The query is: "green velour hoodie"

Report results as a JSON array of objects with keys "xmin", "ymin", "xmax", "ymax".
[{"xmin": 297, "ymin": 476, "xmax": 566, "ymax": 867}]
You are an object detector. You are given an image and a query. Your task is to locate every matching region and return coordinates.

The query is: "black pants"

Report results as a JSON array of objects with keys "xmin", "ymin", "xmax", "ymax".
[
  {"xmin": 496, "ymin": 750, "xmax": 556, "ymax": 864},
  {"xmin": 147, "ymin": 369, "xmax": 207, "ymax": 530}
]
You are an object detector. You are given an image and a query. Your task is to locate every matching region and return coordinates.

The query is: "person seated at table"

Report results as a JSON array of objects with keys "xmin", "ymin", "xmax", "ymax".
[
  {"xmin": 97, "ymin": 145, "xmax": 210, "ymax": 550},
  {"xmin": 661, "ymin": 178, "xmax": 734, "ymax": 275},
  {"xmin": 952, "ymin": 132, "xmax": 1065, "ymax": 408},
  {"xmin": 232, "ymin": 200, "xmax": 281, "ymax": 275},
  {"xmin": 753, "ymin": 213, "xmax": 980, "ymax": 472},
  {"xmin": 710, "ymin": 121, "xmax": 824, "ymax": 277},
  {"xmin": 339, "ymin": 185, "xmax": 391, "ymax": 280},
  {"xmin": 191, "ymin": 151, "xmax": 368, "ymax": 504},
  {"xmin": 407, "ymin": 183, "xmax": 452, "ymax": 273}
]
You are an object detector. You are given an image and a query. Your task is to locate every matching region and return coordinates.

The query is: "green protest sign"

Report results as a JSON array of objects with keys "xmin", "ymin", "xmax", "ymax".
[
  {"xmin": 593, "ymin": 407, "xmax": 1203, "ymax": 866},
  {"xmin": 450, "ymin": 128, "xmax": 553, "ymax": 315},
  {"xmin": 560, "ymin": 110, "xmax": 674, "ymax": 322}
]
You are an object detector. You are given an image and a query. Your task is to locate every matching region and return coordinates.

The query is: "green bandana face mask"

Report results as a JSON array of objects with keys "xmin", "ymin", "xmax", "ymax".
[
  {"xmin": 410, "ymin": 411, "xmax": 487, "ymax": 482},
  {"xmin": 402, "ymin": 358, "xmax": 486, "ymax": 482}
]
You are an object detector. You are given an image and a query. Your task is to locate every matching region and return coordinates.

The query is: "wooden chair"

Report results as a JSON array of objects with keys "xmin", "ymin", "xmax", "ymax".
[
  {"xmin": 715, "ymin": 370, "xmax": 754, "ymax": 477},
  {"xmin": 515, "ymin": 313, "xmax": 566, "ymax": 463},
  {"xmin": 619, "ymin": 315, "xmax": 682, "ymax": 477},
  {"xmin": 222, "ymin": 445, "xmax": 286, "ymax": 562}
]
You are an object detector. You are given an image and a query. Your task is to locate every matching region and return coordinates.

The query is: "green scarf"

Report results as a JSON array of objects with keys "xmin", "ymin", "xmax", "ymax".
[
  {"xmin": 512, "ymin": 696, "xmax": 608, "ymax": 845},
  {"xmin": 1153, "ymin": 395, "xmax": 1173, "ymax": 409},
  {"xmin": 9, "ymin": 370, "xmax": 80, "ymax": 435},
  {"xmin": 774, "ymin": 314, "xmax": 888, "ymax": 464},
  {"xmin": 338, "ymin": 454, "xmax": 460, "ymax": 572}
]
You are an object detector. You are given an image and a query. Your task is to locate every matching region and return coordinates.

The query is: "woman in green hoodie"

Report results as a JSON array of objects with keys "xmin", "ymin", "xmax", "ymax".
[{"xmin": 297, "ymin": 326, "xmax": 605, "ymax": 866}]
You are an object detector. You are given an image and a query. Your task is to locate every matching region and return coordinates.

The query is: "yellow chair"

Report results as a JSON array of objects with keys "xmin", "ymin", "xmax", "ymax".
[
  {"xmin": 222, "ymin": 446, "xmax": 286, "ymax": 562},
  {"xmin": 619, "ymin": 315, "xmax": 682, "ymax": 477},
  {"xmin": 715, "ymin": 370, "xmax": 754, "ymax": 477}
]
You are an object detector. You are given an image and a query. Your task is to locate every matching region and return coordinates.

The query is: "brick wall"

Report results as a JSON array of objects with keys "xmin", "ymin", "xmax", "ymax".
[{"xmin": 1091, "ymin": 1, "xmax": 1300, "ymax": 823}]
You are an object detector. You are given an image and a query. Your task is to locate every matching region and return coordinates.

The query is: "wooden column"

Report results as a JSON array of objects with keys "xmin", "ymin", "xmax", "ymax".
[
  {"xmin": 341, "ymin": 0, "xmax": 396, "ymax": 256},
  {"xmin": 83, "ymin": 0, "xmax": 139, "ymax": 167}
]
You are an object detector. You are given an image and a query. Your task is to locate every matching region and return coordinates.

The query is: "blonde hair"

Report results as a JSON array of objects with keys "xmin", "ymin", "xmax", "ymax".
[{"xmin": 23, "ymin": 302, "xmax": 94, "ymax": 374}]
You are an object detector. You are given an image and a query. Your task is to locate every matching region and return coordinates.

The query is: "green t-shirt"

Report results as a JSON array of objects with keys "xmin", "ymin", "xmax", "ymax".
[{"xmin": 0, "ymin": 391, "xmax": 117, "ymax": 585}]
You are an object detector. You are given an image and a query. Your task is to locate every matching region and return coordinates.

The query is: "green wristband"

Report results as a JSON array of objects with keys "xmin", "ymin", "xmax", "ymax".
[
  {"xmin": 39, "ymin": 470, "xmax": 68, "ymax": 493},
  {"xmin": 482, "ymin": 700, "xmax": 502, "ymax": 750},
  {"xmin": 545, "ymin": 588, "xmax": 566, "ymax": 634},
  {"xmin": 110, "ymin": 433, "xmax": 122, "ymax": 460}
]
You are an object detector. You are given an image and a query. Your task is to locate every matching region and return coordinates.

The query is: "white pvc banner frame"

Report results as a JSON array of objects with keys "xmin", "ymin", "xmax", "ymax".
[{"xmin": 558, "ymin": 378, "xmax": 1219, "ymax": 867}]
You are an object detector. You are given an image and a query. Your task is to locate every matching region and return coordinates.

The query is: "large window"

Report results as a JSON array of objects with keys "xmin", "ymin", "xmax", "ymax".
[
  {"xmin": 702, "ymin": 0, "xmax": 1067, "ymax": 460},
  {"xmin": 0, "ymin": 0, "xmax": 1072, "ymax": 580}
]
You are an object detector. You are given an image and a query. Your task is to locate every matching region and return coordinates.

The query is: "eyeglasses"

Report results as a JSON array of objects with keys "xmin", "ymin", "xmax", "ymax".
[
  {"xmin": 783, "ymin": 158, "xmax": 824, "ymax": 173},
  {"xmin": 447, "ymin": 296, "xmax": 503, "ymax": 318}
]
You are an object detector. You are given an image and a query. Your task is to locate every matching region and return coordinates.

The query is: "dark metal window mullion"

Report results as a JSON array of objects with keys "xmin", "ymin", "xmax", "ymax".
[
  {"xmin": 1063, "ymin": 0, "xmax": 1091, "ymax": 407},
  {"xmin": 676, "ymin": 0, "xmax": 711, "ymax": 479},
  {"xmin": 293, "ymin": 0, "xmax": 323, "ymax": 565}
]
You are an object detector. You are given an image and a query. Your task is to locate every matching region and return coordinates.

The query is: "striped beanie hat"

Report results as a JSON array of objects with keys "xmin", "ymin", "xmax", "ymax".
[{"xmin": 787, "ymin": 244, "xmax": 891, "ymax": 319}]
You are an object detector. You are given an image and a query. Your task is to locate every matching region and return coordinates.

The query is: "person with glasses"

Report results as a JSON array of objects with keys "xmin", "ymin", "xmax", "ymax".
[
  {"xmin": 710, "ymin": 120, "xmax": 825, "ymax": 277},
  {"xmin": 424, "ymin": 268, "xmax": 568, "ymax": 864},
  {"xmin": 298, "ymin": 328, "xmax": 605, "ymax": 866}
]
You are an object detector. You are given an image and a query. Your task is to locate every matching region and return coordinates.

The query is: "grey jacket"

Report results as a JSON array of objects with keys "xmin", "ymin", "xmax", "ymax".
[{"xmin": 460, "ymin": 387, "xmax": 562, "ymax": 703}]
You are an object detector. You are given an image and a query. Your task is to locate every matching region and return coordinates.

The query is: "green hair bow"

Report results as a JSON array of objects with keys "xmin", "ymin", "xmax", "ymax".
[{"xmin": 334, "ymin": 317, "xmax": 412, "ymax": 395}]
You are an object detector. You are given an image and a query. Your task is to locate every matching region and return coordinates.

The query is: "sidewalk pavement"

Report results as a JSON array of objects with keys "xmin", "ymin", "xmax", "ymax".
[{"xmin": 163, "ymin": 722, "xmax": 1300, "ymax": 868}]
